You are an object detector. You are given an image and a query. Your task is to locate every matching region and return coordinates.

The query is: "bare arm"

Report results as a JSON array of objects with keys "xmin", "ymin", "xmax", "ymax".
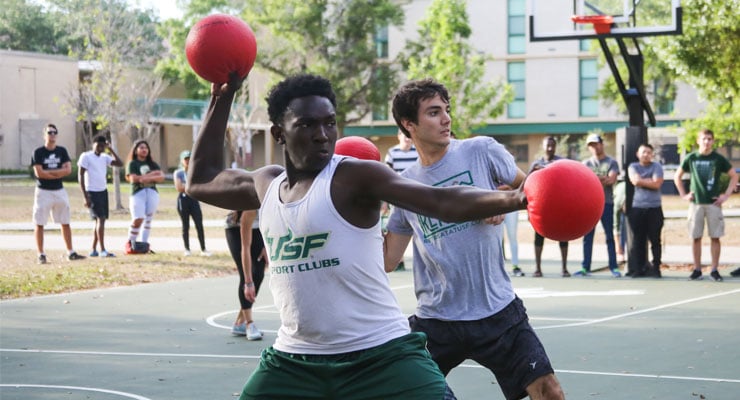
[
  {"xmin": 187, "ymin": 76, "xmax": 273, "ymax": 210},
  {"xmin": 107, "ymin": 146, "xmax": 124, "ymax": 168},
  {"xmin": 78, "ymin": 167, "xmax": 90, "ymax": 208},
  {"xmin": 34, "ymin": 162, "xmax": 71, "ymax": 180},
  {"xmin": 673, "ymin": 166, "xmax": 692, "ymax": 201},
  {"xmin": 383, "ymin": 231, "xmax": 412, "ymax": 272},
  {"xmin": 174, "ymin": 171, "xmax": 186, "ymax": 193},
  {"xmin": 716, "ymin": 167, "xmax": 739, "ymax": 206},
  {"xmin": 240, "ymin": 210, "xmax": 257, "ymax": 303}
]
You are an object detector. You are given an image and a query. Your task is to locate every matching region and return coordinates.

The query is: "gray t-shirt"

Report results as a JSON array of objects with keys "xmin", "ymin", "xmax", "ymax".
[
  {"xmin": 386, "ymin": 137, "xmax": 517, "ymax": 321},
  {"xmin": 628, "ymin": 161, "xmax": 663, "ymax": 208},
  {"xmin": 583, "ymin": 155, "xmax": 620, "ymax": 205}
]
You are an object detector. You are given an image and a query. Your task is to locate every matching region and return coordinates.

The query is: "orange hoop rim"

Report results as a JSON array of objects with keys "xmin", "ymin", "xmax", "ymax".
[{"xmin": 571, "ymin": 15, "xmax": 614, "ymax": 34}]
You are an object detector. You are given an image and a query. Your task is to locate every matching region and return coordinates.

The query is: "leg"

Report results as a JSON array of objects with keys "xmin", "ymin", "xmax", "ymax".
[
  {"xmin": 601, "ymin": 203, "xmax": 618, "ymax": 272},
  {"xmin": 646, "ymin": 208, "xmax": 663, "ymax": 276},
  {"xmin": 526, "ymin": 374, "xmax": 565, "ymax": 400},
  {"xmin": 97, "ymin": 219, "xmax": 107, "ymax": 252},
  {"xmin": 191, "ymin": 201, "xmax": 207, "ymax": 252},
  {"xmin": 35, "ymin": 225, "xmax": 44, "ymax": 254},
  {"xmin": 559, "ymin": 242, "xmax": 569, "ymax": 276},
  {"xmin": 177, "ymin": 197, "xmax": 191, "ymax": 251},
  {"xmin": 710, "ymin": 238, "xmax": 721, "ymax": 271},
  {"xmin": 503, "ymin": 212, "xmax": 519, "ymax": 266},
  {"xmin": 533, "ymin": 232, "xmax": 544, "ymax": 276},
  {"xmin": 580, "ymin": 228, "xmax": 595, "ymax": 273},
  {"xmin": 91, "ymin": 218, "xmax": 100, "ymax": 252},
  {"xmin": 225, "ymin": 226, "xmax": 248, "ymax": 329},
  {"xmin": 627, "ymin": 208, "xmax": 648, "ymax": 276},
  {"xmin": 692, "ymin": 238, "xmax": 702, "ymax": 270},
  {"xmin": 61, "ymin": 224, "xmax": 74, "ymax": 252}
]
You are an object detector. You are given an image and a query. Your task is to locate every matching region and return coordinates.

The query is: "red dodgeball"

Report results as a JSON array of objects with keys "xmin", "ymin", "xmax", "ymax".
[
  {"xmin": 185, "ymin": 14, "xmax": 257, "ymax": 84},
  {"xmin": 523, "ymin": 159, "xmax": 604, "ymax": 241},
  {"xmin": 335, "ymin": 136, "xmax": 381, "ymax": 162}
]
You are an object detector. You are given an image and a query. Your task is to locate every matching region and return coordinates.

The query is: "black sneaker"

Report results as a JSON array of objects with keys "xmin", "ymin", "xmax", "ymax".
[
  {"xmin": 512, "ymin": 267, "xmax": 525, "ymax": 277},
  {"xmin": 710, "ymin": 270, "xmax": 723, "ymax": 282},
  {"xmin": 67, "ymin": 252, "xmax": 86, "ymax": 261},
  {"xmin": 689, "ymin": 270, "xmax": 702, "ymax": 280},
  {"xmin": 730, "ymin": 268, "xmax": 740, "ymax": 278},
  {"xmin": 38, "ymin": 254, "xmax": 47, "ymax": 264}
]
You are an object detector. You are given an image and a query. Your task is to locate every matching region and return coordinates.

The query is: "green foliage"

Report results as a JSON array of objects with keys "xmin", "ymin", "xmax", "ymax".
[
  {"xmin": 400, "ymin": 0, "xmax": 512, "ymax": 138},
  {"xmin": 0, "ymin": 0, "xmax": 71, "ymax": 54},
  {"xmin": 157, "ymin": 0, "xmax": 406, "ymax": 130}
]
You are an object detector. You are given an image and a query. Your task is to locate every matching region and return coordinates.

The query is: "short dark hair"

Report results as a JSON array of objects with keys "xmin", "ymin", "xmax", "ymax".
[
  {"xmin": 544, "ymin": 135, "xmax": 557, "ymax": 144},
  {"xmin": 94, "ymin": 135, "xmax": 107, "ymax": 144},
  {"xmin": 699, "ymin": 128, "xmax": 714, "ymax": 138},
  {"xmin": 265, "ymin": 74, "xmax": 337, "ymax": 125},
  {"xmin": 392, "ymin": 79, "xmax": 450, "ymax": 138}
]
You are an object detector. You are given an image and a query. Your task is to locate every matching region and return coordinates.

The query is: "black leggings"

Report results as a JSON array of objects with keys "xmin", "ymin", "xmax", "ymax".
[
  {"xmin": 225, "ymin": 226, "xmax": 266, "ymax": 309},
  {"xmin": 177, "ymin": 194, "xmax": 205, "ymax": 251}
]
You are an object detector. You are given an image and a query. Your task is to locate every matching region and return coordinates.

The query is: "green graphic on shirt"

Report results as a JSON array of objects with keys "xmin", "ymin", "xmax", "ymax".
[
  {"xmin": 418, "ymin": 171, "xmax": 474, "ymax": 239},
  {"xmin": 265, "ymin": 228, "xmax": 330, "ymax": 262},
  {"xmin": 693, "ymin": 160, "xmax": 716, "ymax": 193}
]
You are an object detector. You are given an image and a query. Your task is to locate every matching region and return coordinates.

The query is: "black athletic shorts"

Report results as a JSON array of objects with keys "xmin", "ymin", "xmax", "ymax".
[
  {"xmin": 88, "ymin": 190, "xmax": 109, "ymax": 219},
  {"xmin": 409, "ymin": 297, "xmax": 554, "ymax": 400}
]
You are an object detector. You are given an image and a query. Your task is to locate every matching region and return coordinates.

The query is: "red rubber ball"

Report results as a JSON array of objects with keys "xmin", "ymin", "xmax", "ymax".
[
  {"xmin": 523, "ymin": 159, "xmax": 604, "ymax": 241},
  {"xmin": 335, "ymin": 136, "xmax": 381, "ymax": 161},
  {"xmin": 185, "ymin": 14, "xmax": 257, "ymax": 84}
]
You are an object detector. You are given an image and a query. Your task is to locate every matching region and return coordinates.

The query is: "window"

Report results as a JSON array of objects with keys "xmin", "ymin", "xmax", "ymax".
[
  {"xmin": 579, "ymin": 59, "xmax": 598, "ymax": 117},
  {"xmin": 508, "ymin": 62, "xmax": 525, "ymax": 119},
  {"xmin": 375, "ymin": 26, "xmax": 388, "ymax": 58},
  {"xmin": 508, "ymin": 0, "xmax": 526, "ymax": 54},
  {"xmin": 653, "ymin": 79, "xmax": 674, "ymax": 115}
]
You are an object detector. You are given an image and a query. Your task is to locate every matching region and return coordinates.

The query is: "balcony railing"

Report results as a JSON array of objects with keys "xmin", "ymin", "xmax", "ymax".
[{"xmin": 150, "ymin": 98, "xmax": 252, "ymax": 125}]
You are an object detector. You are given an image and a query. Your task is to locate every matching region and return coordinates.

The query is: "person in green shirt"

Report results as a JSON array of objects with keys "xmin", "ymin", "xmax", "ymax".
[{"xmin": 673, "ymin": 129, "xmax": 739, "ymax": 281}]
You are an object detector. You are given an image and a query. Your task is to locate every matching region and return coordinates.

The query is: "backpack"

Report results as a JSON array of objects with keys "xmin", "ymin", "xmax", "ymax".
[{"xmin": 125, "ymin": 241, "xmax": 152, "ymax": 255}]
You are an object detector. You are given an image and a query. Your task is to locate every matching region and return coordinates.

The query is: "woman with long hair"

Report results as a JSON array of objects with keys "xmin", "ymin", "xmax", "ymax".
[{"xmin": 124, "ymin": 140, "xmax": 164, "ymax": 252}]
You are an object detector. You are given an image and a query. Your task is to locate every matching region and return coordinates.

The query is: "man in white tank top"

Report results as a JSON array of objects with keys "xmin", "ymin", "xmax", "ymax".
[{"xmin": 187, "ymin": 74, "xmax": 527, "ymax": 400}]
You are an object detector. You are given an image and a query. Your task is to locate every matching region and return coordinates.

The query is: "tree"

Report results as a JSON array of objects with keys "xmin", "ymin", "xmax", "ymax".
[
  {"xmin": 157, "ymin": 0, "xmax": 407, "ymax": 133},
  {"xmin": 400, "ymin": 0, "xmax": 512, "ymax": 138},
  {"xmin": 53, "ymin": 0, "xmax": 167, "ymax": 209},
  {"xmin": 0, "ymin": 0, "xmax": 71, "ymax": 54}
]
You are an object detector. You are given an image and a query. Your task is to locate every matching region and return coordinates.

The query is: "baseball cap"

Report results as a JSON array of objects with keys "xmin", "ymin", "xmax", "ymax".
[
  {"xmin": 180, "ymin": 150, "xmax": 191, "ymax": 161},
  {"xmin": 586, "ymin": 134, "xmax": 603, "ymax": 144}
]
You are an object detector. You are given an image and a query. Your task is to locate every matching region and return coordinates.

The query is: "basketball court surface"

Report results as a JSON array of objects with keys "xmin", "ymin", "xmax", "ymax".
[{"xmin": 2, "ymin": 261, "xmax": 739, "ymax": 399}]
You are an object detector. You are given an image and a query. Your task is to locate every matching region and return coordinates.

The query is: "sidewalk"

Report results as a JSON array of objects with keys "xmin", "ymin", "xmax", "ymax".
[{"xmin": 1, "ymin": 218, "xmax": 738, "ymax": 266}]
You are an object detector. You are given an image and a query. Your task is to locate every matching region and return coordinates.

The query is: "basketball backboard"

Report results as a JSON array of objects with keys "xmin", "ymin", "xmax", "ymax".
[{"xmin": 529, "ymin": 0, "xmax": 682, "ymax": 41}]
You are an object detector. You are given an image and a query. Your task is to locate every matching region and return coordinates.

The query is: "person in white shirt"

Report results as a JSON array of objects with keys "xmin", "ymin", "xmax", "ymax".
[{"xmin": 77, "ymin": 135, "xmax": 123, "ymax": 257}]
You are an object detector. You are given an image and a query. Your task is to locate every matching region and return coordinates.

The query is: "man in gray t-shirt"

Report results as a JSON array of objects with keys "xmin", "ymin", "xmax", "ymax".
[
  {"xmin": 384, "ymin": 78, "xmax": 565, "ymax": 400},
  {"xmin": 578, "ymin": 134, "xmax": 621, "ymax": 277},
  {"xmin": 627, "ymin": 144, "xmax": 664, "ymax": 277}
]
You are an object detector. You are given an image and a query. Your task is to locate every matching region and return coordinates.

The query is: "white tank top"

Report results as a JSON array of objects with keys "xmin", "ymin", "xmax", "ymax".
[{"xmin": 259, "ymin": 156, "xmax": 409, "ymax": 354}]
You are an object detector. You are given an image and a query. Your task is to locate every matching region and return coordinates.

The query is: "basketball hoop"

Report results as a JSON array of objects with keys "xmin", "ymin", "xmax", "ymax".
[{"xmin": 571, "ymin": 15, "xmax": 614, "ymax": 35}]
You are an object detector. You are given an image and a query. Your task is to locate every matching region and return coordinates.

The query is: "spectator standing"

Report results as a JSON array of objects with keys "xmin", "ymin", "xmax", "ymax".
[
  {"xmin": 77, "ymin": 135, "xmax": 123, "ymax": 257},
  {"xmin": 673, "ymin": 129, "xmax": 739, "ymax": 281},
  {"xmin": 577, "ymin": 134, "xmax": 621, "ymax": 277},
  {"xmin": 384, "ymin": 79, "xmax": 564, "ymax": 400},
  {"xmin": 225, "ymin": 209, "xmax": 268, "ymax": 340},
  {"xmin": 174, "ymin": 150, "xmax": 210, "ymax": 257},
  {"xmin": 627, "ymin": 144, "xmax": 664, "ymax": 278},
  {"xmin": 530, "ymin": 136, "xmax": 570, "ymax": 277},
  {"xmin": 31, "ymin": 123, "xmax": 86, "ymax": 263},
  {"xmin": 383, "ymin": 130, "xmax": 419, "ymax": 271},
  {"xmin": 124, "ymin": 139, "xmax": 164, "ymax": 251}
]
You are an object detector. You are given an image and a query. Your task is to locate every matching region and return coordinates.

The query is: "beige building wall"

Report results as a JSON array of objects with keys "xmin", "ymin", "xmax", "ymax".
[{"xmin": 0, "ymin": 50, "xmax": 78, "ymax": 170}]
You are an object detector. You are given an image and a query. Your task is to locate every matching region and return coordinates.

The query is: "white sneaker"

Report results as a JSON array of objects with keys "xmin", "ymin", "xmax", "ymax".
[
  {"xmin": 200, "ymin": 250, "xmax": 212, "ymax": 257},
  {"xmin": 246, "ymin": 322, "xmax": 263, "ymax": 341},
  {"xmin": 183, "ymin": 250, "xmax": 192, "ymax": 256}
]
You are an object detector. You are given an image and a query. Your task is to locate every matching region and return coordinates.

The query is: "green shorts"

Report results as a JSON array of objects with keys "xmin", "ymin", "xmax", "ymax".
[{"xmin": 239, "ymin": 332, "xmax": 446, "ymax": 400}]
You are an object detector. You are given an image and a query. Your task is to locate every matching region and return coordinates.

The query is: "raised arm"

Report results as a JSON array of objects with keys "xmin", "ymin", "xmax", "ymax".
[{"xmin": 186, "ymin": 76, "xmax": 276, "ymax": 211}]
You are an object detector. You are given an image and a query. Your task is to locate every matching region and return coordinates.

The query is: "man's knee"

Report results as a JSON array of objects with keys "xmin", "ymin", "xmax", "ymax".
[{"xmin": 526, "ymin": 373, "xmax": 564, "ymax": 400}]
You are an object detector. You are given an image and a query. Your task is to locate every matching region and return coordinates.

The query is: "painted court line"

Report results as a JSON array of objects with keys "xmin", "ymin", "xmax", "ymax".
[
  {"xmin": 536, "ymin": 288, "xmax": 740, "ymax": 330},
  {"xmin": 0, "ymin": 384, "xmax": 153, "ymax": 400}
]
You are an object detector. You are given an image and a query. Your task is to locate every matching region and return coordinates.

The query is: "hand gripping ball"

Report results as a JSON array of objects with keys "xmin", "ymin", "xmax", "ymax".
[
  {"xmin": 334, "ymin": 136, "xmax": 381, "ymax": 161},
  {"xmin": 523, "ymin": 159, "xmax": 604, "ymax": 241},
  {"xmin": 185, "ymin": 14, "xmax": 257, "ymax": 84}
]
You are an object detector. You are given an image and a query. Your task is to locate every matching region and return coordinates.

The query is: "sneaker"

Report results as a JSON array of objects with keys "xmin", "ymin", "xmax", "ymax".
[
  {"xmin": 689, "ymin": 270, "xmax": 703, "ymax": 280},
  {"xmin": 246, "ymin": 323, "xmax": 263, "ymax": 341},
  {"xmin": 731, "ymin": 268, "xmax": 740, "ymax": 278},
  {"xmin": 231, "ymin": 323, "xmax": 246, "ymax": 336},
  {"xmin": 89, "ymin": 250, "xmax": 99, "ymax": 257},
  {"xmin": 561, "ymin": 270, "xmax": 571, "ymax": 278},
  {"xmin": 200, "ymin": 250, "xmax": 212, "ymax": 257},
  {"xmin": 710, "ymin": 270, "xmax": 723, "ymax": 282},
  {"xmin": 67, "ymin": 252, "xmax": 86, "ymax": 261},
  {"xmin": 38, "ymin": 254, "xmax": 47, "ymax": 264},
  {"xmin": 611, "ymin": 269, "xmax": 622, "ymax": 278},
  {"xmin": 573, "ymin": 269, "xmax": 591, "ymax": 277},
  {"xmin": 99, "ymin": 250, "xmax": 115, "ymax": 258},
  {"xmin": 183, "ymin": 250, "xmax": 192, "ymax": 257},
  {"xmin": 512, "ymin": 266, "xmax": 525, "ymax": 277}
]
